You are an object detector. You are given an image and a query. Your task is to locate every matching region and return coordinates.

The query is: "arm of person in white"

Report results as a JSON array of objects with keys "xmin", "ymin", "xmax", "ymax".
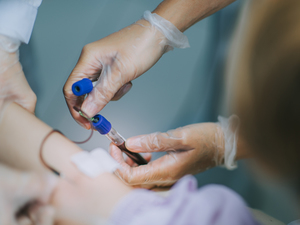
[{"xmin": 0, "ymin": 0, "xmax": 42, "ymax": 44}]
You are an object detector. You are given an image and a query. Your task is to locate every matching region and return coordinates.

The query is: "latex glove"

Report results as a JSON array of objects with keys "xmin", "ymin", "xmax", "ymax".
[
  {"xmin": 64, "ymin": 11, "xmax": 189, "ymax": 129},
  {"xmin": 0, "ymin": 164, "xmax": 57, "ymax": 225},
  {"xmin": 110, "ymin": 116, "xmax": 240, "ymax": 188},
  {"xmin": 0, "ymin": 35, "xmax": 37, "ymax": 118},
  {"xmin": 109, "ymin": 122, "xmax": 223, "ymax": 188}
]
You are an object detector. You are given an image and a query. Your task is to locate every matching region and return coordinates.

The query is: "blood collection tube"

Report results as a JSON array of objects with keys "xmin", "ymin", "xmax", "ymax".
[
  {"xmin": 72, "ymin": 79, "xmax": 148, "ymax": 165},
  {"xmin": 92, "ymin": 114, "xmax": 147, "ymax": 165}
]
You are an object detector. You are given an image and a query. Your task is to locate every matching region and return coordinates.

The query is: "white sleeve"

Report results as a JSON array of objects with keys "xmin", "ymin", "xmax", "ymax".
[{"xmin": 0, "ymin": 0, "xmax": 42, "ymax": 44}]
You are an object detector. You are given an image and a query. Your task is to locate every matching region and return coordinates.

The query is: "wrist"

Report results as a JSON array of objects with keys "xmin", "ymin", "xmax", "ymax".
[
  {"xmin": 152, "ymin": 0, "xmax": 199, "ymax": 32},
  {"xmin": 134, "ymin": 19, "xmax": 168, "ymax": 43},
  {"xmin": 153, "ymin": 5, "xmax": 187, "ymax": 32},
  {"xmin": 152, "ymin": 0, "xmax": 236, "ymax": 32},
  {"xmin": 141, "ymin": 10, "xmax": 190, "ymax": 50}
]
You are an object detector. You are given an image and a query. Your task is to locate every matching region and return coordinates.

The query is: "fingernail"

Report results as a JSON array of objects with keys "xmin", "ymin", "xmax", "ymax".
[
  {"xmin": 126, "ymin": 137, "xmax": 142, "ymax": 150},
  {"xmin": 118, "ymin": 83, "xmax": 132, "ymax": 98},
  {"xmin": 122, "ymin": 82, "xmax": 132, "ymax": 95},
  {"xmin": 85, "ymin": 123, "xmax": 91, "ymax": 130}
]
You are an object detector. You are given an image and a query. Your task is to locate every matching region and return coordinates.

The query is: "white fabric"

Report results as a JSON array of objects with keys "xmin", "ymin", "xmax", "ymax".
[
  {"xmin": 143, "ymin": 10, "xmax": 190, "ymax": 50},
  {"xmin": 0, "ymin": 0, "xmax": 42, "ymax": 44},
  {"xmin": 71, "ymin": 148, "xmax": 120, "ymax": 178},
  {"xmin": 217, "ymin": 115, "xmax": 240, "ymax": 170}
]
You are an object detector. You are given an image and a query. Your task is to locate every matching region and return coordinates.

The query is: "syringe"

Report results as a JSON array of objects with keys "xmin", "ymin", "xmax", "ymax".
[{"xmin": 72, "ymin": 79, "xmax": 148, "ymax": 165}]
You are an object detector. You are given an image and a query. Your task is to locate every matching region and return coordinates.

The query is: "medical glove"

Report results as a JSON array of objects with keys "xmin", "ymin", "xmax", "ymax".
[
  {"xmin": 217, "ymin": 115, "xmax": 240, "ymax": 170},
  {"xmin": 110, "ymin": 116, "xmax": 240, "ymax": 188},
  {"xmin": 0, "ymin": 164, "xmax": 57, "ymax": 225},
  {"xmin": 64, "ymin": 11, "xmax": 189, "ymax": 129},
  {"xmin": 0, "ymin": 34, "xmax": 37, "ymax": 119}
]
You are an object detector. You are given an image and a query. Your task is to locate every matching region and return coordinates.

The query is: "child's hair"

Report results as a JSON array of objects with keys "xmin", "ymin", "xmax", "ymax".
[{"xmin": 231, "ymin": 0, "xmax": 300, "ymax": 183}]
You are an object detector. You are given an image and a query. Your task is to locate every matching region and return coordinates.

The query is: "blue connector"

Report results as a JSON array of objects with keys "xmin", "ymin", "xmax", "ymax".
[
  {"xmin": 72, "ymin": 78, "xmax": 148, "ymax": 165},
  {"xmin": 72, "ymin": 78, "xmax": 93, "ymax": 96},
  {"xmin": 92, "ymin": 114, "xmax": 112, "ymax": 135}
]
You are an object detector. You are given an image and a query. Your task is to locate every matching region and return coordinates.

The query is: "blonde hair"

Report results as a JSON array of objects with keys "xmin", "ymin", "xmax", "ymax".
[{"xmin": 230, "ymin": 0, "xmax": 300, "ymax": 179}]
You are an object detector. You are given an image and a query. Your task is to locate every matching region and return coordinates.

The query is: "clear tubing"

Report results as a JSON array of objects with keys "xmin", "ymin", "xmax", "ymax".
[
  {"xmin": 73, "ymin": 106, "xmax": 147, "ymax": 165},
  {"xmin": 106, "ymin": 128, "xmax": 148, "ymax": 165},
  {"xmin": 71, "ymin": 107, "xmax": 94, "ymax": 144}
]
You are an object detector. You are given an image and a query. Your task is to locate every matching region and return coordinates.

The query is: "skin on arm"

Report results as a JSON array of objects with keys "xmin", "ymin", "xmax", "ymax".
[
  {"xmin": 0, "ymin": 103, "xmax": 133, "ymax": 223},
  {"xmin": 154, "ymin": 0, "xmax": 236, "ymax": 31},
  {"xmin": 0, "ymin": 102, "xmax": 81, "ymax": 175}
]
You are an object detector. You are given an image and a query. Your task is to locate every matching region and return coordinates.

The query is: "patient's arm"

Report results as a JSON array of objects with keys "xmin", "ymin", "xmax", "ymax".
[
  {"xmin": 0, "ymin": 102, "xmax": 81, "ymax": 175},
  {"xmin": 0, "ymin": 103, "xmax": 132, "ymax": 223},
  {"xmin": 0, "ymin": 103, "xmax": 259, "ymax": 225}
]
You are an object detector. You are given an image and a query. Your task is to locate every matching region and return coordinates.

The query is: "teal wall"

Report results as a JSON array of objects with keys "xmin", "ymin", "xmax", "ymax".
[{"xmin": 20, "ymin": 0, "xmax": 298, "ymax": 223}]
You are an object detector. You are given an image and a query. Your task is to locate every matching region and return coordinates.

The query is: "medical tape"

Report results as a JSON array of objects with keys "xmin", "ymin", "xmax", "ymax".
[{"xmin": 71, "ymin": 148, "xmax": 120, "ymax": 178}]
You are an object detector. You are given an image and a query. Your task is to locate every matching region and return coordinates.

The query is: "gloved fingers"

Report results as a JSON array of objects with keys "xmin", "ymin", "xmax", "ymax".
[
  {"xmin": 110, "ymin": 144, "xmax": 179, "ymax": 188},
  {"xmin": 81, "ymin": 56, "xmax": 135, "ymax": 118},
  {"xmin": 111, "ymin": 81, "xmax": 132, "ymax": 101},
  {"xmin": 65, "ymin": 18, "xmax": 171, "ymax": 123},
  {"xmin": 125, "ymin": 129, "xmax": 191, "ymax": 153},
  {"xmin": 78, "ymin": 21, "xmax": 168, "ymax": 118},
  {"xmin": 65, "ymin": 94, "xmax": 91, "ymax": 130},
  {"xmin": 124, "ymin": 154, "xmax": 135, "ymax": 167},
  {"xmin": 123, "ymin": 152, "xmax": 152, "ymax": 167},
  {"xmin": 63, "ymin": 45, "xmax": 103, "ymax": 128}
]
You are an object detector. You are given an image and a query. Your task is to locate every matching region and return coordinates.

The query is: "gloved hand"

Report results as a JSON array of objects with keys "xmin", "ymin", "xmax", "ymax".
[
  {"xmin": 64, "ymin": 11, "xmax": 189, "ymax": 129},
  {"xmin": 0, "ymin": 34, "xmax": 37, "ymax": 117},
  {"xmin": 0, "ymin": 164, "xmax": 57, "ymax": 225},
  {"xmin": 110, "ymin": 116, "xmax": 240, "ymax": 188}
]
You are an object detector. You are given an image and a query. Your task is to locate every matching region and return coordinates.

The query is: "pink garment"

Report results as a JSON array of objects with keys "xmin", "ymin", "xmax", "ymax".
[{"xmin": 110, "ymin": 175, "xmax": 260, "ymax": 225}]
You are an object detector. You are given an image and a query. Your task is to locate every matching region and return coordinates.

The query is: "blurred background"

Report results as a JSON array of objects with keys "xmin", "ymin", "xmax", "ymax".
[{"xmin": 20, "ymin": 0, "xmax": 298, "ymax": 223}]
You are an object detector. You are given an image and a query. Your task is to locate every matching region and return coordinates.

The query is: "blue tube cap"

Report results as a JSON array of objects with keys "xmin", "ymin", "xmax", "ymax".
[
  {"xmin": 72, "ymin": 78, "xmax": 93, "ymax": 96},
  {"xmin": 92, "ymin": 114, "xmax": 112, "ymax": 135}
]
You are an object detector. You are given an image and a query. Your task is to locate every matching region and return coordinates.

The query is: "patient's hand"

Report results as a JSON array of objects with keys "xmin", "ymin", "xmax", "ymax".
[{"xmin": 51, "ymin": 171, "xmax": 132, "ymax": 225}]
